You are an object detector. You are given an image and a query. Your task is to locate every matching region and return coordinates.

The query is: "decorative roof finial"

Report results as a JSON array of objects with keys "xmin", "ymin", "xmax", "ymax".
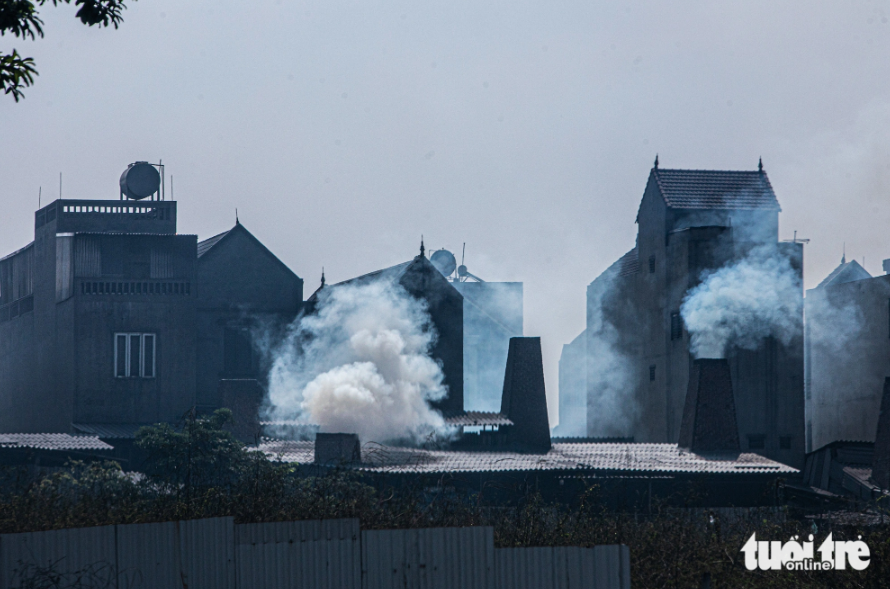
[
  {"xmin": 654, "ymin": 154, "xmax": 659, "ymax": 169},
  {"xmin": 320, "ymin": 267, "xmax": 325, "ymax": 287},
  {"xmin": 842, "ymin": 243, "xmax": 846, "ymax": 265},
  {"xmin": 420, "ymin": 235, "xmax": 425, "ymax": 258},
  {"xmin": 758, "ymin": 157, "xmax": 763, "ymax": 173},
  {"xmin": 235, "ymin": 208, "xmax": 240, "ymax": 225}
]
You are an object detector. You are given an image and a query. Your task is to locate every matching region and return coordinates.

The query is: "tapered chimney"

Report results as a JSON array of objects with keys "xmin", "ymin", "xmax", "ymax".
[
  {"xmin": 870, "ymin": 378, "xmax": 890, "ymax": 489},
  {"xmin": 500, "ymin": 337, "xmax": 551, "ymax": 452},
  {"xmin": 678, "ymin": 358, "xmax": 740, "ymax": 453}
]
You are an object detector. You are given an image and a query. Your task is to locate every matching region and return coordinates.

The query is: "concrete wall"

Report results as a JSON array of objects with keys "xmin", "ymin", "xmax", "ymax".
[
  {"xmin": 555, "ymin": 330, "xmax": 586, "ymax": 436},
  {"xmin": 806, "ymin": 274, "xmax": 890, "ymax": 450}
]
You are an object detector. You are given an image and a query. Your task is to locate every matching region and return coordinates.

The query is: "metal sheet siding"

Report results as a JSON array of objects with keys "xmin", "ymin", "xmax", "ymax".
[
  {"xmin": 234, "ymin": 519, "xmax": 360, "ymax": 589},
  {"xmin": 494, "ymin": 545, "xmax": 630, "ymax": 589},
  {"xmin": 0, "ymin": 526, "xmax": 116, "ymax": 588},
  {"xmin": 180, "ymin": 517, "xmax": 235, "ymax": 589},
  {"xmin": 116, "ymin": 521, "xmax": 180, "ymax": 588},
  {"xmin": 362, "ymin": 526, "xmax": 494, "ymax": 589}
]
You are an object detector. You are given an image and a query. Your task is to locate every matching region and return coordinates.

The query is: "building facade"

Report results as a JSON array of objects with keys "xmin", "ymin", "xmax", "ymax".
[
  {"xmin": 0, "ymin": 169, "xmax": 303, "ymax": 435},
  {"xmin": 805, "ymin": 258, "xmax": 890, "ymax": 451},
  {"xmin": 580, "ymin": 161, "xmax": 805, "ymax": 467}
]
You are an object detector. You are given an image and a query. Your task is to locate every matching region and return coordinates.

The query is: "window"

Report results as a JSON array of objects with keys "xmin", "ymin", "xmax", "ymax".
[
  {"xmin": 115, "ymin": 333, "xmax": 155, "ymax": 378},
  {"xmin": 779, "ymin": 436, "xmax": 792, "ymax": 450},
  {"xmin": 648, "ymin": 255, "xmax": 656, "ymax": 274},
  {"xmin": 670, "ymin": 312, "xmax": 683, "ymax": 340},
  {"xmin": 747, "ymin": 434, "xmax": 766, "ymax": 450},
  {"xmin": 649, "ymin": 364, "xmax": 656, "ymax": 382}
]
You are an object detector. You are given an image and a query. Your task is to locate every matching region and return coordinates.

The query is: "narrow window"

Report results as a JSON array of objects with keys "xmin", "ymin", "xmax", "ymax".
[
  {"xmin": 129, "ymin": 334, "xmax": 141, "ymax": 377},
  {"xmin": 649, "ymin": 364, "xmax": 656, "ymax": 382},
  {"xmin": 648, "ymin": 255, "xmax": 655, "ymax": 274},
  {"xmin": 143, "ymin": 334, "xmax": 155, "ymax": 378},
  {"xmin": 115, "ymin": 334, "xmax": 128, "ymax": 377},
  {"xmin": 670, "ymin": 312, "xmax": 683, "ymax": 340},
  {"xmin": 747, "ymin": 434, "xmax": 766, "ymax": 450}
]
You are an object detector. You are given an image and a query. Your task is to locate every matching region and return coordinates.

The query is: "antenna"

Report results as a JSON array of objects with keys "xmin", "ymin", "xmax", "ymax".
[
  {"xmin": 171, "ymin": 175, "xmax": 174, "ymax": 200},
  {"xmin": 38, "ymin": 186, "xmax": 41, "ymax": 208},
  {"xmin": 59, "ymin": 172, "xmax": 62, "ymax": 199},
  {"xmin": 236, "ymin": 208, "xmax": 239, "ymax": 224},
  {"xmin": 461, "ymin": 243, "xmax": 466, "ymax": 266}
]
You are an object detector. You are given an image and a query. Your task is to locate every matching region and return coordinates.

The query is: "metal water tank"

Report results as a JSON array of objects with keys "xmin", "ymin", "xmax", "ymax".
[{"xmin": 119, "ymin": 162, "xmax": 160, "ymax": 200}]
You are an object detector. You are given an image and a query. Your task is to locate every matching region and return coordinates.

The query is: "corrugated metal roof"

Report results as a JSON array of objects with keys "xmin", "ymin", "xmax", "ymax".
[
  {"xmin": 0, "ymin": 433, "xmax": 112, "ymax": 451},
  {"xmin": 652, "ymin": 168, "xmax": 780, "ymax": 211},
  {"xmin": 72, "ymin": 423, "xmax": 147, "ymax": 439},
  {"xmin": 258, "ymin": 441, "xmax": 797, "ymax": 475},
  {"xmin": 445, "ymin": 412, "xmax": 513, "ymax": 427},
  {"xmin": 197, "ymin": 229, "xmax": 231, "ymax": 257}
]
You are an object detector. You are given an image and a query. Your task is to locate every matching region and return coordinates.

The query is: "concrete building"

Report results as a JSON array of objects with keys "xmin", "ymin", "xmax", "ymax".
[
  {"xmin": 804, "ymin": 257, "xmax": 890, "ymax": 451},
  {"xmin": 0, "ymin": 163, "xmax": 303, "ymax": 435},
  {"xmin": 577, "ymin": 160, "xmax": 805, "ymax": 467},
  {"xmin": 553, "ymin": 330, "xmax": 586, "ymax": 437}
]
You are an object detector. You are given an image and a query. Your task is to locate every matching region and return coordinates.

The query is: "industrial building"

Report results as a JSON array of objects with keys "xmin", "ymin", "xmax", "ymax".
[
  {"xmin": 804, "ymin": 256, "xmax": 890, "ymax": 451},
  {"xmin": 0, "ymin": 162, "xmax": 303, "ymax": 436},
  {"xmin": 560, "ymin": 159, "xmax": 805, "ymax": 467}
]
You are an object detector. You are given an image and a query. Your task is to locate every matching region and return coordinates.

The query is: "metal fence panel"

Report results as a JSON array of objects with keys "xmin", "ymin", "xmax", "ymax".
[
  {"xmin": 495, "ymin": 545, "xmax": 630, "ymax": 589},
  {"xmin": 362, "ymin": 526, "xmax": 494, "ymax": 589},
  {"xmin": 116, "ymin": 521, "xmax": 179, "ymax": 589},
  {"xmin": 235, "ymin": 519, "xmax": 360, "ymax": 589},
  {"xmin": 0, "ymin": 526, "xmax": 116, "ymax": 588},
  {"xmin": 179, "ymin": 517, "xmax": 235, "ymax": 589}
]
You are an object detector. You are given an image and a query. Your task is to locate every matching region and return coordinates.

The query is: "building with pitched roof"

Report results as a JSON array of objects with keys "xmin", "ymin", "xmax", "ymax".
[
  {"xmin": 804, "ymin": 256, "xmax": 890, "ymax": 451},
  {"xmin": 563, "ymin": 159, "xmax": 804, "ymax": 467},
  {"xmin": 0, "ymin": 164, "xmax": 303, "ymax": 442}
]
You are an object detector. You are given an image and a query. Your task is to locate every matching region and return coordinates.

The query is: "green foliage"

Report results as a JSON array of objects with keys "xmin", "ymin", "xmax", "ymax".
[
  {"xmin": 2, "ymin": 424, "xmax": 890, "ymax": 587},
  {"xmin": 0, "ymin": 0, "xmax": 133, "ymax": 101}
]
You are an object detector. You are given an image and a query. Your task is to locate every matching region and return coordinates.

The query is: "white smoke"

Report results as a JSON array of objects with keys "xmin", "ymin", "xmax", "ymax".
[
  {"xmin": 265, "ymin": 278, "xmax": 450, "ymax": 444},
  {"xmin": 681, "ymin": 246, "xmax": 802, "ymax": 359}
]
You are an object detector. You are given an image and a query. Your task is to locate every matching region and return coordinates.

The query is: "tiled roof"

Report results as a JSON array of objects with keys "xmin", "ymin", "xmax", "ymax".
[
  {"xmin": 617, "ymin": 249, "xmax": 639, "ymax": 277},
  {"xmin": 445, "ymin": 412, "xmax": 513, "ymax": 427},
  {"xmin": 652, "ymin": 168, "xmax": 780, "ymax": 211},
  {"xmin": 0, "ymin": 434, "xmax": 113, "ymax": 451},
  {"xmin": 197, "ymin": 229, "xmax": 230, "ymax": 257},
  {"xmin": 816, "ymin": 259, "xmax": 872, "ymax": 289},
  {"xmin": 258, "ymin": 441, "xmax": 797, "ymax": 475},
  {"xmin": 72, "ymin": 423, "xmax": 147, "ymax": 439}
]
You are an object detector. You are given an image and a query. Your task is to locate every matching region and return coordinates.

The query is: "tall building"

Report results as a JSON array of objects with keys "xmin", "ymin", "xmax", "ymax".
[
  {"xmin": 805, "ymin": 257, "xmax": 890, "ymax": 451},
  {"xmin": 0, "ymin": 163, "xmax": 303, "ymax": 434},
  {"xmin": 581, "ymin": 160, "xmax": 805, "ymax": 467}
]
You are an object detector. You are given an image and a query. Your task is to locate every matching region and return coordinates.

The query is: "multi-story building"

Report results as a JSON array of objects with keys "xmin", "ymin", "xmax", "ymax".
[{"xmin": 575, "ymin": 159, "xmax": 805, "ymax": 467}]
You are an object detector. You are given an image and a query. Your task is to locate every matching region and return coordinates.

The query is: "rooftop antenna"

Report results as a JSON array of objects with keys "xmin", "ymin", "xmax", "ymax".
[
  {"xmin": 171, "ymin": 175, "xmax": 174, "ymax": 200},
  {"xmin": 236, "ymin": 208, "xmax": 239, "ymax": 225},
  {"xmin": 38, "ymin": 186, "xmax": 41, "ymax": 208},
  {"xmin": 654, "ymin": 154, "xmax": 659, "ymax": 169},
  {"xmin": 59, "ymin": 172, "xmax": 62, "ymax": 199},
  {"xmin": 843, "ymin": 242, "xmax": 846, "ymax": 264},
  {"xmin": 461, "ymin": 242, "xmax": 466, "ymax": 266},
  {"xmin": 320, "ymin": 267, "xmax": 325, "ymax": 287}
]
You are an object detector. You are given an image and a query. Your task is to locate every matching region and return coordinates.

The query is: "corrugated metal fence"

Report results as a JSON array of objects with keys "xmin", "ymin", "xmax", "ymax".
[{"xmin": 0, "ymin": 518, "xmax": 629, "ymax": 589}]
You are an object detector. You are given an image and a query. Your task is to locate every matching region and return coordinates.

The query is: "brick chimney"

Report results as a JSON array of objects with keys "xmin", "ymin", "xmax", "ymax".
[
  {"xmin": 678, "ymin": 358, "xmax": 740, "ymax": 453},
  {"xmin": 870, "ymin": 378, "xmax": 890, "ymax": 489},
  {"xmin": 500, "ymin": 337, "xmax": 551, "ymax": 453},
  {"xmin": 315, "ymin": 433, "xmax": 362, "ymax": 465}
]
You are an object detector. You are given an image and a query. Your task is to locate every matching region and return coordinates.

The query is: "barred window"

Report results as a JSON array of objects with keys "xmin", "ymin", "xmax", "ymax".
[
  {"xmin": 670, "ymin": 312, "xmax": 683, "ymax": 340},
  {"xmin": 114, "ymin": 333, "xmax": 155, "ymax": 378},
  {"xmin": 649, "ymin": 364, "xmax": 656, "ymax": 382}
]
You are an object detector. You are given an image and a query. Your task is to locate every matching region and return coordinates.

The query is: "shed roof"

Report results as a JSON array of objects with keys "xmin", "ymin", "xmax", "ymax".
[
  {"xmin": 73, "ymin": 423, "xmax": 148, "ymax": 439},
  {"xmin": 259, "ymin": 440, "xmax": 797, "ymax": 475},
  {"xmin": 650, "ymin": 168, "xmax": 780, "ymax": 211},
  {"xmin": 0, "ymin": 433, "xmax": 112, "ymax": 451}
]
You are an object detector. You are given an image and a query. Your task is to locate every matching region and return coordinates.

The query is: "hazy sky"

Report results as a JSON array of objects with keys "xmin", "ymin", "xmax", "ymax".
[{"xmin": 3, "ymin": 1, "xmax": 890, "ymax": 423}]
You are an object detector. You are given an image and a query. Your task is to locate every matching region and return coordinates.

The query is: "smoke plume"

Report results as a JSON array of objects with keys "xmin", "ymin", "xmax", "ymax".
[
  {"xmin": 681, "ymin": 245, "xmax": 802, "ymax": 359},
  {"xmin": 265, "ymin": 279, "xmax": 450, "ymax": 444}
]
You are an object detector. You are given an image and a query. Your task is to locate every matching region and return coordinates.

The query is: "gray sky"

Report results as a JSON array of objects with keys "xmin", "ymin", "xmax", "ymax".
[{"xmin": 3, "ymin": 1, "xmax": 890, "ymax": 424}]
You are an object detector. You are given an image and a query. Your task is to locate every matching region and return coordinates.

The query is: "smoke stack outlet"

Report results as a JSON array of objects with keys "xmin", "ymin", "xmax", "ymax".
[
  {"xmin": 678, "ymin": 359, "xmax": 741, "ymax": 453},
  {"xmin": 871, "ymin": 378, "xmax": 890, "ymax": 489},
  {"xmin": 315, "ymin": 433, "xmax": 362, "ymax": 465},
  {"xmin": 500, "ymin": 337, "xmax": 551, "ymax": 453}
]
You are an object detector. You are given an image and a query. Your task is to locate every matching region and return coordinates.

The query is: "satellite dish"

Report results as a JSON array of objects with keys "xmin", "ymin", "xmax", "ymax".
[
  {"xmin": 120, "ymin": 162, "xmax": 160, "ymax": 200},
  {"xmin": 430, "ymin": 249, "xmax": 457, "ymax": 277}
]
